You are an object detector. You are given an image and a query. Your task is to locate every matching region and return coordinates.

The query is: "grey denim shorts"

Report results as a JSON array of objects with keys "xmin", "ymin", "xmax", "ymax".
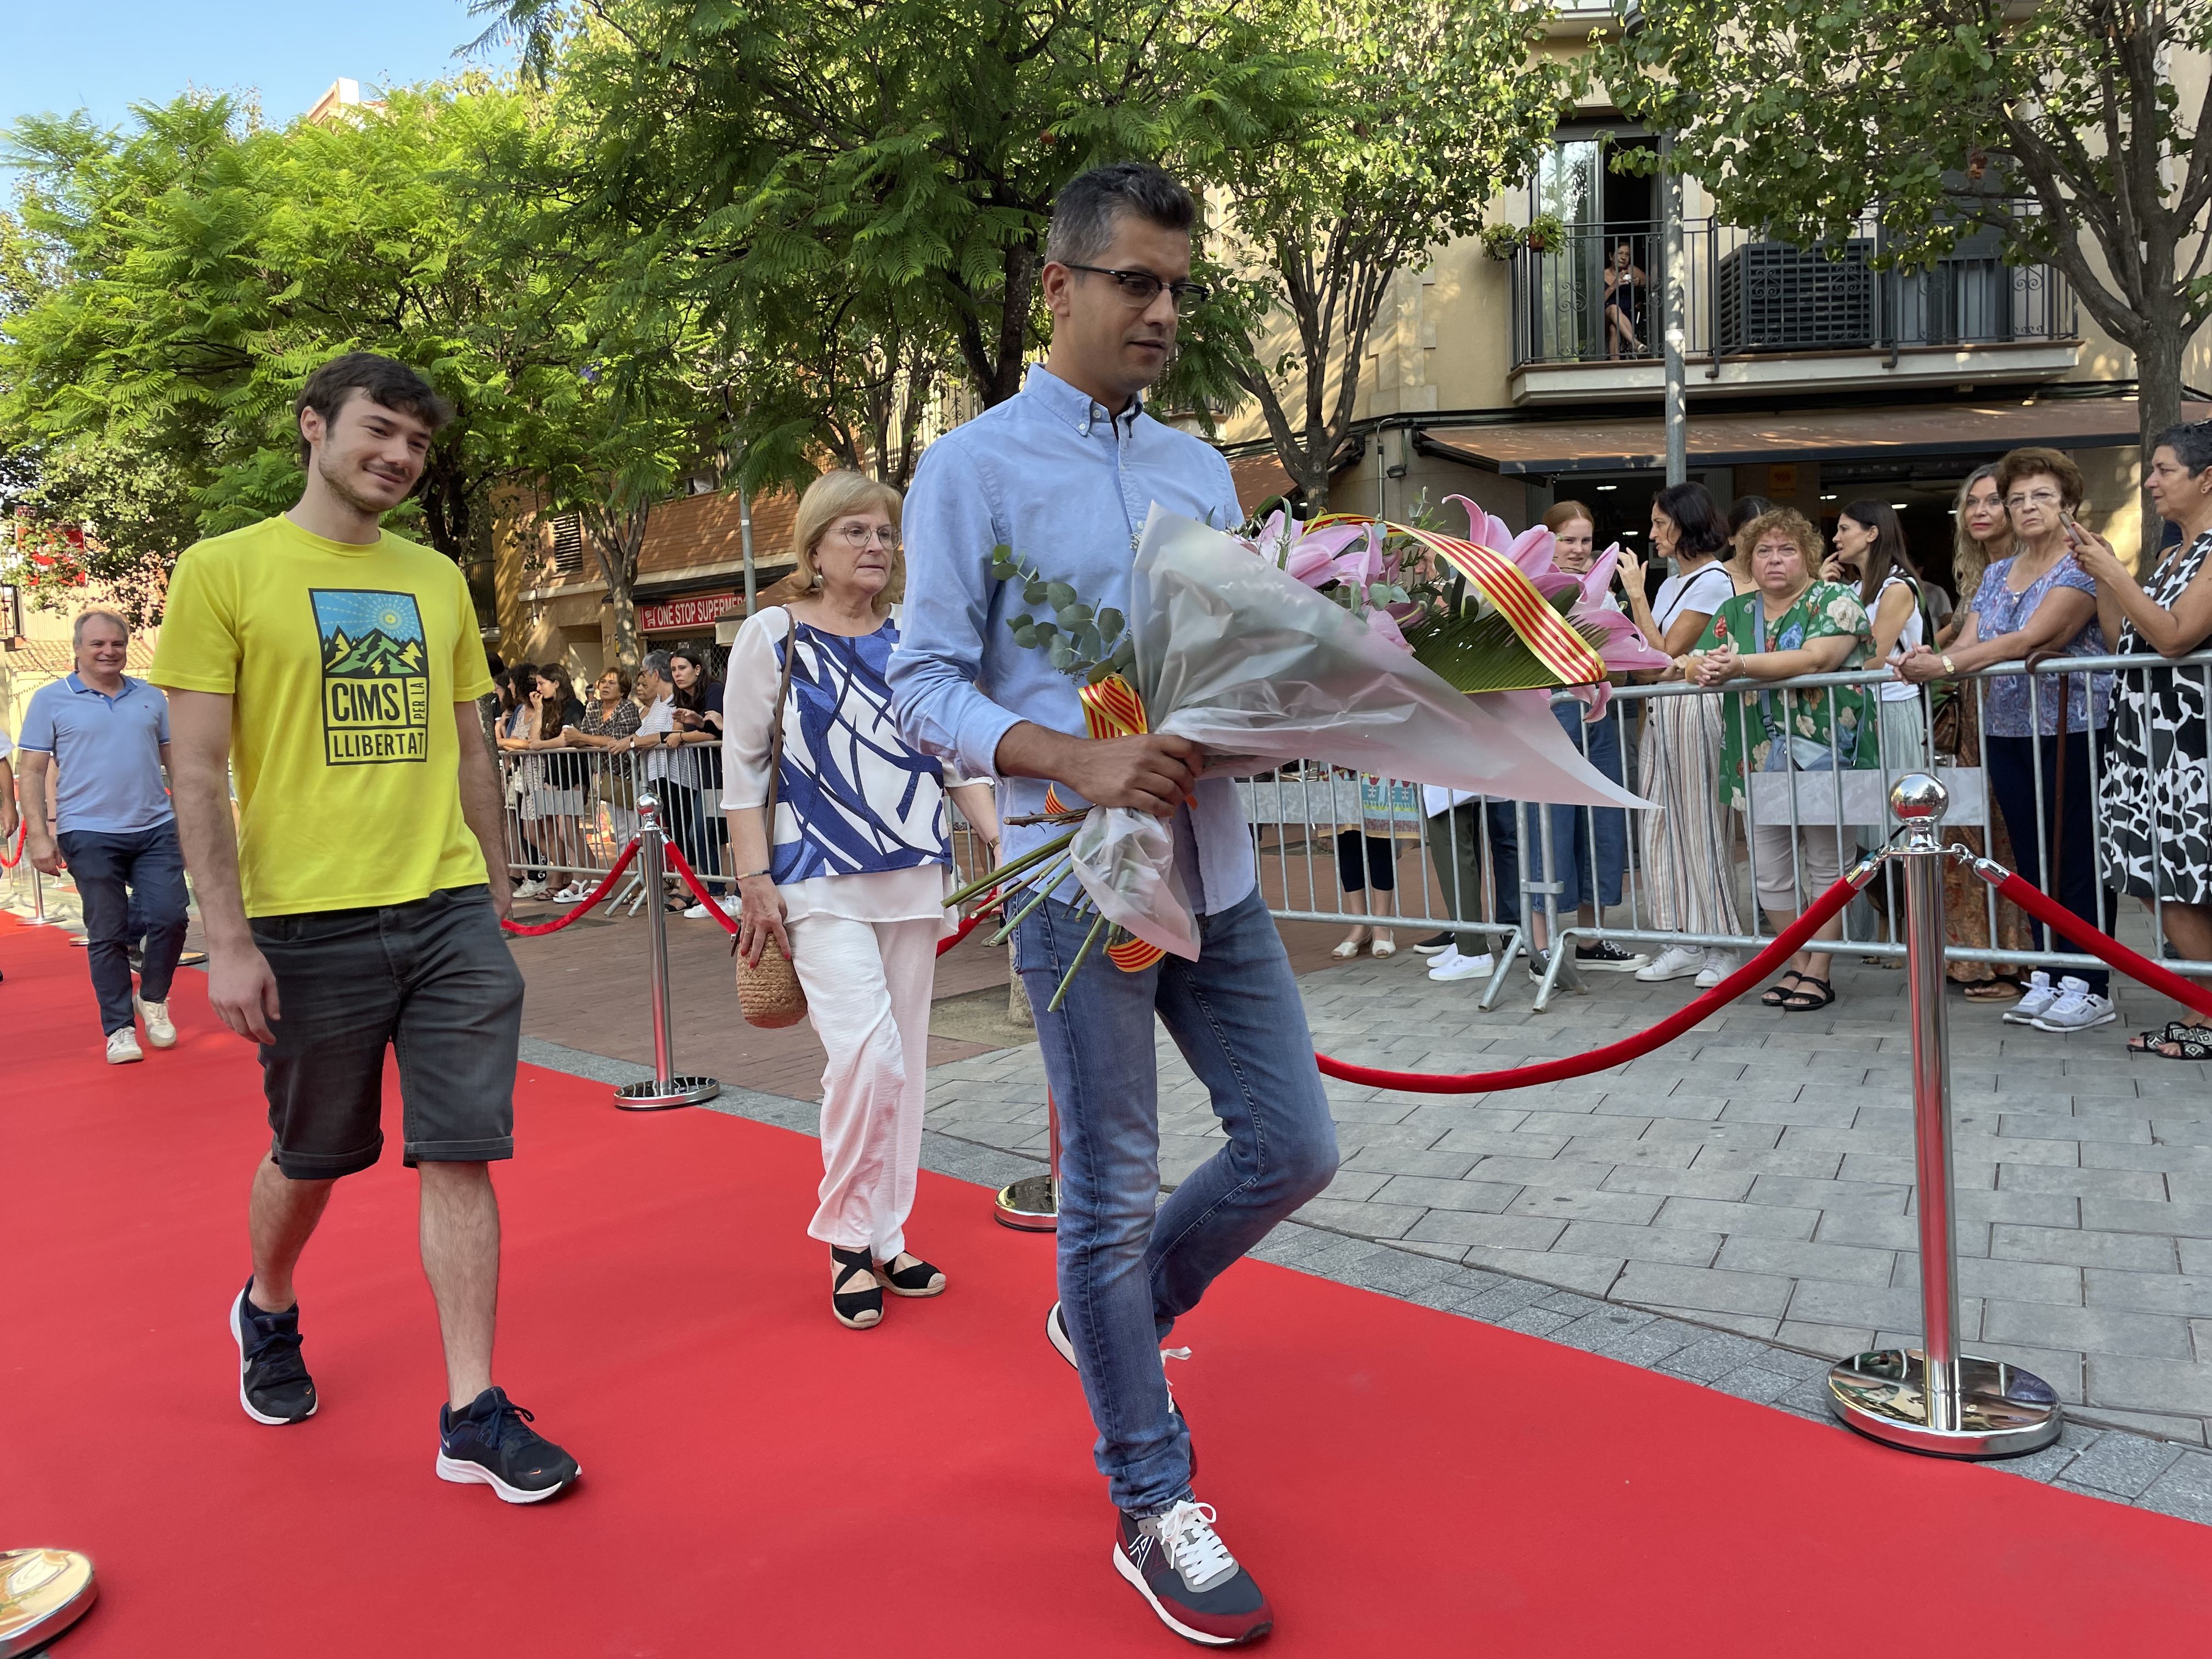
[{"xmin": 250, "ymin": 884, "xmax": 524, "ymax": 1178}]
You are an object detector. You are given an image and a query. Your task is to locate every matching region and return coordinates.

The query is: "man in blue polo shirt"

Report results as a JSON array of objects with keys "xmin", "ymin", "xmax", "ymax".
[{"xmin": 20, "ymin": 609, "xmax": 189, "ymax": 1063}]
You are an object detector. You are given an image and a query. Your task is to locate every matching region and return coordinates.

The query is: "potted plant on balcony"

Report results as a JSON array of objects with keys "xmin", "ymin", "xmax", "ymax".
[
  {"xmin": 1522, "ymin": 212, "xmax": 1566, "ymax": 255},
  {"xmin": 1480, "ymin": 223, "xmax": 1526, "ymax": 261}
]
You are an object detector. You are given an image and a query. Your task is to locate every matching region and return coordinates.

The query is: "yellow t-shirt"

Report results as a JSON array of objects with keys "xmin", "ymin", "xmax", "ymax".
[{"xmin": 149, "ymin": 515, "xmax": 496, "ymax": 917}]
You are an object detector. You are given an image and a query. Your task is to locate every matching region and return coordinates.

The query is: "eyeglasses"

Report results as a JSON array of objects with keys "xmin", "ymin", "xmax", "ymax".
[
  {"xmin": 2005, "ymin": 489, "xmax": 2064, "ymax": 510},
  {"xmin": 1063, "ymin": 263, "xmax": 1213, "ymax": 314},
  {"xmin": 831, "ymin": 524, "xmax": 900, "ymax": 550}
]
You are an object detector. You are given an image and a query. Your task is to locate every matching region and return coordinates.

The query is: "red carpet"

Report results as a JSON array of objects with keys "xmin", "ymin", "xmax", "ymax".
[{"xmin": 5, "ymin": 911, "xmax": 2212, "ymax": 1656}]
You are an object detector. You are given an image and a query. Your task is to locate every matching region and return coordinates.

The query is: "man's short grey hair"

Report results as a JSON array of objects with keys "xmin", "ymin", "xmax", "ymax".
[
  {"xmin": 1042, "ymin": 162, "xmax": 1197, "ymax": 270},
  {"xmin": 639, "ymin": 650, "xmax": 673, "ymax": 684},
  {"xmin": 73, "ymin": 609, "xmax": 128, "ymax": 647}
]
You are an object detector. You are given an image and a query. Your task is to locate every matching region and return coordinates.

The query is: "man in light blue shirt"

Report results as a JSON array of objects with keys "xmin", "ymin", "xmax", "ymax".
[
  {"xmin": 892, "ymin": 162, "xmax": 1335, "ymax": 1646},
  {"xmin": 19, "ymin": 609, "xmax": 189, "ymax": 1061}
]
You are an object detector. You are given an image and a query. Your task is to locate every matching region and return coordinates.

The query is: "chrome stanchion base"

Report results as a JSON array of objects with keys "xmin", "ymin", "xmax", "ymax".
[
  {"xmin": 1827, "ymin": 1348, "xmax": 2062, "ymax": 1459},
  {"xmin": 613, "ymin": 1075, "xmax": 721, "ymax": 1111},
  {"xmin": 992, "ymin": 1174, "xmax": 1058, "ymax": 1231},
  {"xmin": 0, "ymin": 1548, "xmax": 98, "ymax": 1657}
]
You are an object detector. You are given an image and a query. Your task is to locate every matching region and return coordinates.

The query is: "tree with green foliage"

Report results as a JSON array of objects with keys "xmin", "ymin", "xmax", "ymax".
[
  {"xmin": 0, "ymin": 85, "xmax": 604, "ymax": 613},
  {"xmin": 487, "ymin": 0, "xmax": 1315, "ymax": 491},
  {"xmin": 1181, "ymin": 0, "xmax": 1573, "ymax": 507},
  {"xmin": 1601, "ymin": 0, "xmax": 2212, "ymax": 543}
]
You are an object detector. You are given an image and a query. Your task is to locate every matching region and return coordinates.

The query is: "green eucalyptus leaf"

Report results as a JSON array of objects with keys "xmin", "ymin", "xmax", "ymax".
[
  {"xmin": 1024, "ymin": 579, "xmax": 1048, "ymax": 606},
  {"xmin": 1009, "ymin": 625, "xmax": 1038, "ymax": 648},
  {"xmin": 1031, "ymin": 620, "xmax": 1058, "ymax": 641},
  {"xmin": 1045, "ymin": 581, "xmax": 1077, "ymax": 610},
  {"xmin": 1097, "ymin": 607, "xmax": 1125, "ymax": 638},
  {"xmin": 1059, "ymin": 602, "xmax": 1093, "ymax": 625},
  {"xmin": 1048, "ymin": 641, "xmax": 1076, "ymax": 671}
]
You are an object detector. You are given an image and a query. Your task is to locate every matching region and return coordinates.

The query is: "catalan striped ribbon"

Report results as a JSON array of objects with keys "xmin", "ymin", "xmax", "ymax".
[
  {"xmin": 1051, "ymin": 673, "xmax": 1169, "ymax": 973},
  {"xmin": 1306, "ymin": 515, "xmax": 1606, "ymax": 687}
]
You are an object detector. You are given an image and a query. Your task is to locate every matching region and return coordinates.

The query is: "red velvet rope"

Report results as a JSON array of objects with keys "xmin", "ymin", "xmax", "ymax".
[
  {"xmin": 1313, "ymin": 871, "xmax": 1866, "ymax": 1094},
  {"xmin": 1993, "ymin": 871, "xmax": 2212, "ymax": 1022},
  {"xmin": 0, "ymin": 817, "xmax": 23, "ymax": 870},
  {"xmin": 498, "ymin": 838, "xmax": 642, "ymax": 936},
  {"xmin": 663, "ymin": 836, "xmax": 990, "ymax": 956}
]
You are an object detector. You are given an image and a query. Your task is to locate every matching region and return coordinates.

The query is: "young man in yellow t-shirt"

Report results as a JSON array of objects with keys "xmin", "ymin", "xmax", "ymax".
[{"xmin": 150, "ymin": 352, "xmax": 579, "ymax": 1503}]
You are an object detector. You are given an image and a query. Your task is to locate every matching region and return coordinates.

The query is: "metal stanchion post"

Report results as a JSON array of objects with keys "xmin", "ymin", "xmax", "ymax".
[
  {"xmin": 0, "ymin": 1548, "xmax": 97, "ymax": 1656},
  {"xmin": 27, "ymin": 864, "xmax": 55, "ymax": 925},
  {"xmin": 994, "ymin": 1088, "xmax": 1060, "ymax": 1231},
  {"xmin": 1827, "ymin": 774, "xmax": 2061, "ymax": 1457},
  {"xmin": 613, "ymin": 792, "xmax": 721, "ymax": 1111}
]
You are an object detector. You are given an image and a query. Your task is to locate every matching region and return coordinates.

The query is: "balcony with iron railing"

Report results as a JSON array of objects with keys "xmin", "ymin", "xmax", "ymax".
[{"xmin": 1504, "ymin": 218, "xmax": 2079, "ymax": 404}]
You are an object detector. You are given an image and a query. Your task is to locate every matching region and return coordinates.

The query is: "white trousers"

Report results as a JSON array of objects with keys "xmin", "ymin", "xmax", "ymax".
[{"xmin": 788, "ymin": 912, "xmax": 940, "ymax": 1258}]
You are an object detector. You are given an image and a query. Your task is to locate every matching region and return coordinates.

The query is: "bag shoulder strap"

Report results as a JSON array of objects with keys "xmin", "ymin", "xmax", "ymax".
[{"xmin": 761, "ymin": 607, "xmax": 798, "ymax": 830}]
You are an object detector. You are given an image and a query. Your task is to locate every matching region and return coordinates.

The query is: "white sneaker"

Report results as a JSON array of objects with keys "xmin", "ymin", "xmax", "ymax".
[
  {"xmin": 513, "ymin": 879, "xmax": 550, "ymax": 900},
  {"xmin": 1427, "ymin": 947, "xmax": 1497, "ymax": 982},
  {"xmin": 682, "ymin": 901, "xmax": 710, "ymax": 920},
  {"xmin": 2002, "ymin": 969, "xmax": 2056, "ymax": 1025},
  {"xmin": 2029, "ymin": 976, "xmax": 2117, "ymax": 1033},
  {"xmin": 1694, "ymin": 949, "xmax": 1739, "ymax": 990},
  {"xmin": 551, "ymin": 882, "xmax": 591, "ymax": 904},
  {"xmin": 136, "ymin": 996, "xmax": 176, "ymax": 1049},
  {"xmin": 1635, "ymin": 943, "xmax": 1704, "ymax": 983},
  {"xmin": 106, "ymin": 1028, "xmax": 144, "ymax": 1064},
  {"xmin": 717, "ymin": 895, "xmax": 742, "ymax": 917}
]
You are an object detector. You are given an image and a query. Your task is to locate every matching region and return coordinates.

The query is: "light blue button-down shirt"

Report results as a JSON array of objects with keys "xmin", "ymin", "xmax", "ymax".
[{"xmin": 889, "ymin": 364, "xmax": 1255, "ymax": 916}]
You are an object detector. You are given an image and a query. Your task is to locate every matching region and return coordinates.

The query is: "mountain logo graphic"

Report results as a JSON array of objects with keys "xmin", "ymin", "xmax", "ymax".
[{"xmin": 310, "ymin": 589, "xmax": 432, "ymax": 766}]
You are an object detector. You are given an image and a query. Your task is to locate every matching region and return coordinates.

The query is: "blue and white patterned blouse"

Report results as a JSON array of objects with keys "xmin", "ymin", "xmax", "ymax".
[
  {"xmin": 723, "ymin": 607, "xmax": 960, "ymax": 925},
  {"xmin": 1971, "ymin": 555, "xmax": 2111, "ymax": 737}
]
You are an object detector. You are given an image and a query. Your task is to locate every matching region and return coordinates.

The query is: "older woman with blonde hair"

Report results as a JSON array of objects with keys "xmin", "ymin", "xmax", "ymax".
[{"xmin": 723, "ymin": 469, "xmax": 1001, "ymax": 1330}]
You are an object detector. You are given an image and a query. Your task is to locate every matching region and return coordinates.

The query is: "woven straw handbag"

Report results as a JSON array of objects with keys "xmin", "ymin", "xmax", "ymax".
[{"xmin": 732, "ymin": 611, "xmax": 809, "ymax": 1029}]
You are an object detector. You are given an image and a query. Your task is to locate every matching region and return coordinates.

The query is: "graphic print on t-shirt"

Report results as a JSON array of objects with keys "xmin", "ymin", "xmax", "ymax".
[{"xmin": 310, "ymin": 588, "xmax": 430, "ymax": 765}]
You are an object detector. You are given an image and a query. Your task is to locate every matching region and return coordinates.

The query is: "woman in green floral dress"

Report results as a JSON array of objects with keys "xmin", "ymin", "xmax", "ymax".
[{"xmin": 1690, "ymin": 507, "xmax": 1879, "ymax": 1012}]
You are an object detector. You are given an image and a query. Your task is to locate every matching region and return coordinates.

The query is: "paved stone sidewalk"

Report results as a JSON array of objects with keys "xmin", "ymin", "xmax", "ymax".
[
  {"xmin": 921, "ymin": 950, "xmax": 2212, "ymax": 1446},
  {"xmin": 517, "ymin": 1037, "xmax": 2212, "ymax": 1527}
]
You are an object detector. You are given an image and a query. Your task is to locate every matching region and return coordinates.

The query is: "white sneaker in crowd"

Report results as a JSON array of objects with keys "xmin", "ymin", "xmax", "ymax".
[
  {"xmin": 513, "ymin": 878, "xmax": 550, "ymax": 900},
  {"xmin": 2028, "ymin": 976, "xmax": 2117, "ymax": 1033},
  {"xmin": 550, "ymin": 881, "xmax": 592, "ymax": 904},
  {"xmin": 106, "ymin": 1028, "xmax": 144, "ymax": 1065},
  {"xmin": 2002, "ymin": 969, "xmax": 2057, "ymax": 1025},
  {"xmin": 1635, "ymin": 944, "xmax": 1703, "ymax": 983},
  {"xmin": 682, "ymin": 901, "xmax": 710, "ymax": 920},
  {"xmin": 1427, "ymin": 947, "xmax": 1497, "ymax": 983},
  {"xmin": 1694, "ymin": 949, "xmax": 1739, "ymax": 990},
  {"xmin": 718, "ymin": 895, "xmax": 742, "ymax": 917},
  {"xmin": 136, "ymin": 996, "xmax": 176, "ymax": 1049}
]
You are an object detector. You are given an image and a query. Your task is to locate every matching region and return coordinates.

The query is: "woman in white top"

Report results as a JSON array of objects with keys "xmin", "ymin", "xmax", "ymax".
[
  {"xmin": 723, "ymin": 470, "xmax": 1002, "ymax": 1331},
  {"xmin": 1616, "ymin": 482, "xmax": 1747, "ymax": 987},
  {"xmin": 1827, "ymin": 499, "xmax": 1930, "ymax": 770}
]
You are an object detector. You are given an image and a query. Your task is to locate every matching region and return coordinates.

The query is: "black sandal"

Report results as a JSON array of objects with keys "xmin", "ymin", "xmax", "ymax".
[
  {"xmin": 1760, "ymin": 971, "xmax": 1808, "ymax": 1008},
  {"xmin": 1778, "ymin": 976, "xmax": 1835, "ymax": 1012},
  {"xmin": 831, "ymin": 1244, "xmax": 883, "ymax": 1329},
  {"xmin": 873, "ymin": 1253, "xmax": 947, "ymax": 1298},
  {"xmin": 2128, "ymin": 1022, "xmax": 2212, "ymax": 1060}
]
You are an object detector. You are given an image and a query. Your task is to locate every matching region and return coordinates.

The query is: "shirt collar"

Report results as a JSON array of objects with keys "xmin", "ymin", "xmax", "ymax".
[
  {"xmin": 1023, "ymin": 363, "xmax": 1144, "ymax": 438},
  {"xmin": 66, "ymin": 673, "xmax": 134, "ymax": 698}
]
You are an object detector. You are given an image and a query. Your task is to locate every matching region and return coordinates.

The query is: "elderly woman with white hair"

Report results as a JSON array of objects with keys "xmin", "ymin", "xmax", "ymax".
[{"xmin": 723, "ymin": 469, "xmax": 1001, "ymax": 1330}]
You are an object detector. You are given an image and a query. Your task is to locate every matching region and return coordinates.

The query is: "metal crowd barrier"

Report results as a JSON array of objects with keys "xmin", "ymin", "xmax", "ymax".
[
  {"xmin": 492, "ymin": 743, "xmax": 997, "ymax": 907},
  {"xmin": 1243, "ymin": 648, "xmax": 2212, "ymax": 1009}
]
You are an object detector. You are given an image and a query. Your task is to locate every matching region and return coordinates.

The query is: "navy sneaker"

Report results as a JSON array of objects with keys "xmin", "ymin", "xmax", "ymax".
[
  {"xmin": 1115, "ymin": 1500, "xmax": 1273, "ymax": 1646},
  {"xmin": 230, "ymin": 1281, "xmax": 317, "ymax": 1425},
  {"xmin": 436, "ymin": 1387, "xmax": 580, "ymax": 1504}
]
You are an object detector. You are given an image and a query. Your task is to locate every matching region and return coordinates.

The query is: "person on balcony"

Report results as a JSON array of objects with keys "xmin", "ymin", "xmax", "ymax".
[
  {"xmin": 2074, "ymin": 420, "xmax": 2212, "ymax": 1052},
  {"xmin": 1692, "ymin": 508, "xmax": 1877, "ymax": 1013},
  {"xmin": 1900, "ymin": 446, "xmax": 2114, "ymax": 1034},
  {"xmin": 1602, "ymin": 241, "xmax": 1647, "ymax": 359},
  {"xmin": 1618, "ymin": 482, "xmax": 1744, "ymax": 988},
  {"xmin": 1932, "ymin": 466, "xmax": 2034, "ymax": 1002}
]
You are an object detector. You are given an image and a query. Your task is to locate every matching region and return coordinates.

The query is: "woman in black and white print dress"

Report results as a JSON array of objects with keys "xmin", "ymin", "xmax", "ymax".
[{"xmin": 2076, "ymin": 422, "xmax": 2212, "ymax": 1001}]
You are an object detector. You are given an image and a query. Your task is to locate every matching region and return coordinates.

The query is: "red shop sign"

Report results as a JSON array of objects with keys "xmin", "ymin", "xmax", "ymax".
[{"xmin": 637, "ymin": 591, "xmax": 740, "ymax": 631}]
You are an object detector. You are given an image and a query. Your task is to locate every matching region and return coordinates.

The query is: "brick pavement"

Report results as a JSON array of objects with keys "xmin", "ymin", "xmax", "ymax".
[{"xmin": 922, "ymin": 944, "xmax": 2212, "ymax": 1446}]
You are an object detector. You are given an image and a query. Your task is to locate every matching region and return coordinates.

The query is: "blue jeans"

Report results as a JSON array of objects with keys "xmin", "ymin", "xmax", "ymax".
[
  {"xmin": 57, "ymin": 821, "xmax": 189, "ymax": 1034},
  {"xmin": 1013, "ymin": 885, "xmax": 1338, "ymax": 1513}
]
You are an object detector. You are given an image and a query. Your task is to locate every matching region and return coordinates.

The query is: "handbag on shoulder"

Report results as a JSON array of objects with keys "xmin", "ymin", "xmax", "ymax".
[{"xmin": 733, "ymin": 608, "xmax": 809, "ymax": 1030}]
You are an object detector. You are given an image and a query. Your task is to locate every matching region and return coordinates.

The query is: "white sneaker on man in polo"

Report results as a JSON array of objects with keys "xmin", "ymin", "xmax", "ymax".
[
  {"xmin": 136, "ymin": 994, "xmax": 177, "ymax": 1048},
  {"xmin": 106, "ymin": 1028, "xmax": 144, "ymax": 1064}
]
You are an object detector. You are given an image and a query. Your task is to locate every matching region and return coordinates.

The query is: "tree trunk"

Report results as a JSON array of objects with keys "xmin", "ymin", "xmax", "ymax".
[{"xmin": 2136, "ymin": 308, "xmax": 2188, "ymax": 562}]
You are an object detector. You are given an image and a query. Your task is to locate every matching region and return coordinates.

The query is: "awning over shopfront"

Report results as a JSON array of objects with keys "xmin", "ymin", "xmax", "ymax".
[{"xmin": 1416, "ymin": 398, "xmax": 2212, "ymax": 477}]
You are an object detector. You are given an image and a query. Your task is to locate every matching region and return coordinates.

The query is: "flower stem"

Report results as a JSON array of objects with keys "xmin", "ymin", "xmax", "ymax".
[
  {"xmin": 1048, "ymin": 911, "xmax": 1112, "ymax": 1012},
  {"xmin": 946, "ymin": 829, "xmax": 1076, "ymax": 909}
]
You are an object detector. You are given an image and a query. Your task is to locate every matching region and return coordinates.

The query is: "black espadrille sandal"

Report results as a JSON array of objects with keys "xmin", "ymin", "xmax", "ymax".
[
  {"xmin": 873, "ymin": 1252, "xmax": 947, "ymax": 1298},
  {"xmin": 831, "ymin": 1244, "xmax": 883, "ymax": 1329}
]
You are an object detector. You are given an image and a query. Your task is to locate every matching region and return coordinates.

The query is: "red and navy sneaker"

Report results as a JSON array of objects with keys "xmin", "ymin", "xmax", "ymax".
[
  {"xmin": 1115, "ymin": 1499, "xmax": 1272, "ymax": 1646},
  {"xmin": 436, "ymin": 1387, "xmax": 580, "ymax": 1504},
  {"xmin": 230, "ymin": 1281, "xmax": 317, "ymax": 1425}
]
